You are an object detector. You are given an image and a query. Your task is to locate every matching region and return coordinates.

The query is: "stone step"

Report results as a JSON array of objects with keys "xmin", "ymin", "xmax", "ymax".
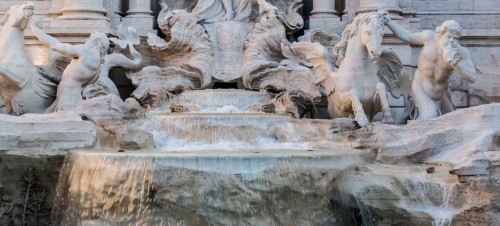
[{"xmin": 0, "ymin": 114, "xmax": 97, "ymax": 152}]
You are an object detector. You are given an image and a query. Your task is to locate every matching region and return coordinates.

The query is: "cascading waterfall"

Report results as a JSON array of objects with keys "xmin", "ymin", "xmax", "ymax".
[
  {"xmin": 399, "ymin": 179, "xmax": 457, "ymax": 226},
  {"xmin": 175, "ymin": 90, "xmax": 272, "ymax": 112},
  {"xmin": 149, "ymin": 90, "xmax": 272, "ymax": 113},
  {"xmin": 52, "ymin": 150, "xmax": 370, "ymax": 225},
  {"xmin": 51, "ymin": 89, "xmax": 467, "ymax": 225},
  {"xmin": 143, "ymin": 112, "xmax": 312, "ymax": 150}
]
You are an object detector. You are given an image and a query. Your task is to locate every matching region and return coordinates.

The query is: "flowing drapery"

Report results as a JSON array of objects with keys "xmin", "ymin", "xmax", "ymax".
[{"xmin": 192, "ymin": 0, "xmax": 251, "ymax": 23}]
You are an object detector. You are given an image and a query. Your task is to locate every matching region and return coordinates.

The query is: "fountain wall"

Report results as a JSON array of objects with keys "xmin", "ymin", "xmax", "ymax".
[{"xmin": 0, "ymin": 0, "xmax": 498, "ymax": 225}]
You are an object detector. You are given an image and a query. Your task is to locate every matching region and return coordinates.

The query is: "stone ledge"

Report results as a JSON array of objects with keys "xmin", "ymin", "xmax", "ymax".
[{"xmin": 0, "ymin": 113, "xmax": 97, "ymax": 153}]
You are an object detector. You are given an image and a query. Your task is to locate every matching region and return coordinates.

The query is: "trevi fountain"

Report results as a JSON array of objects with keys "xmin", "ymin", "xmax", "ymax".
[{"xmin": 0, "ymin": 0, "xmax": 498, "ymax": 225}]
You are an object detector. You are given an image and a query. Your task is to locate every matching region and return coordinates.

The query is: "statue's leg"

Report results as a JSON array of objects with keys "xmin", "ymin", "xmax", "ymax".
[
  {"xmin": 374, "ymin": 83, "xmax": 395, "ymax": 124},
  {"xmin": 337, "ymin": 90, "xmax": 369, "ymax": 127},
  {"xmin": 411, "ymin": 82, "xmax": 439, "ymax": 120},
  {"xmin": 0, "ymin": 63, "xmax": 23, "ymax": 87}
]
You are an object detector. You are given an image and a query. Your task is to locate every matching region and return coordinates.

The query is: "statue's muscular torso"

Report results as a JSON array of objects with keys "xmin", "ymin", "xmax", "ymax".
[{"xmin": 414, "ymin": 36, "xmax": 454, "ymax": 101}]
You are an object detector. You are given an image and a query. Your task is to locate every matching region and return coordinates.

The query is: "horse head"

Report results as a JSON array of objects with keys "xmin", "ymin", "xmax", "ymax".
[
  {"xmin": 334, "ymin": 9, "xmax": 386, "ymax": 62},
  {"xmin": 0, "ymin": 1, "xmax": 34, "ymax": 31},
  {"xmin": 358, "ymin": 10, "xmax": 387, "ymax": 61}
]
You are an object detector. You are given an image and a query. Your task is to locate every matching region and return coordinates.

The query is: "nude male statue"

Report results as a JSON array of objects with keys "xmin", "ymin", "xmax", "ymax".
[
  {"xmin": 383, "ymin": 17, "xmax": 479, "ymax": 120},
  {"xmin": 30, "ymin": 20, "xmax": 110, "ymax": 112}
]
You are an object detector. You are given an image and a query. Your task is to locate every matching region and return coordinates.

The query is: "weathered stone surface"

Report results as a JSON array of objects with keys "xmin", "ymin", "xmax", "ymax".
[
  {"xmin": 124, "ymin": 98, "xmax": 146, "ymax": 119},
  {"xmin": 0, "ymin": 153, "xmax": 65, "ymax": 226},
  {"xmin": 352, "ymin": 104, "xmax": 500, "ymax": 165},
  {"xmin": 96, "ymin": 123, "xmax": 154, "ymax": 150},
  {"xmin": 71, "ymin": 95, "xmax": 128, "ymax": 120},
  {"xmin": 451, "ymin": 90, "xmax": 469, "ymax": 107},
  {"xmin": 468, "ymin": 73, "xmax": 500, "ymax": 106},
  {"xmin": 332, "ymin": 104, "xmax": 500, "ymax": 225},
  {"xmin": 0, "ymin": 114, "xmax": 97, "ymax": 153}
]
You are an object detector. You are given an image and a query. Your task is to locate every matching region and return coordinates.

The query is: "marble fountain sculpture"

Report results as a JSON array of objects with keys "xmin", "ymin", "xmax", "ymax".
[{"xmin": 0, "ymin": 1, "xmax": 498, "ymax": 226}]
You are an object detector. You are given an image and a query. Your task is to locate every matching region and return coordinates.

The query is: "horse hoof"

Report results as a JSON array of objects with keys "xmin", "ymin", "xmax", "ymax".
[
  {"xmin": 356, "ymin": 115, "xmax": 370, "ymax": 127},
  {"xmin": 382, "ymin": 116, "xmax": 395, "ymax": 124}
]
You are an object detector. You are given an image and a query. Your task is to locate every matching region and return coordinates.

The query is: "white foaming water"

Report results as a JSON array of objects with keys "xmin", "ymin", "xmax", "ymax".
[
  {"xmin": 52, "ymin": 149, "xmax": 360, "ymax": 225},
  {"xmin": 196, "ymin": 104, "xmax": 247, "ymax": 113},
  {"xmin": 399, "ymin": 178, "xmax": 456, "ymax": 226},
  {"xmin": 160, "ymin": 90, "xmax": 273, "ymax": 113},
  {"xmin": 149, "ymin": 129, "xmax": 313, "ymax": 151},
  {"xmin": 177, "ymin": 90, "xmax": 271, "ymax": 109},
  {"xmin": 142, "ymin": 112, "xmax": 312, "ymax": 151}
]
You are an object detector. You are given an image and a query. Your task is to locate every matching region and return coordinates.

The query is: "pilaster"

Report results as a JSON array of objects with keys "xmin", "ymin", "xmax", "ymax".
[
  {"xmin": 309, "ymin": 0, "xmax": 347, "ymax": 35},
  {"xmin": 122, "ymin": 0, "xmax": 155, "ymax": 36},
  {"xmin": 45, "ymin": 0, "xmax": 113, "ymax": 36}
]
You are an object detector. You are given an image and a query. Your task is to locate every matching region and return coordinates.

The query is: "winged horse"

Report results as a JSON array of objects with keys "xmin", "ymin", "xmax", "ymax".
[
  {"xmin": 0, "ymin": 2, "xmax": 59, "ymax": 115},
  {"xmin": 290, "ymin": 10, "xmax": 404, "ymax": 127}
]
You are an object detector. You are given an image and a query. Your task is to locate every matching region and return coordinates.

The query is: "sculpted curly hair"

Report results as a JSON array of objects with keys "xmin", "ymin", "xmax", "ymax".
[{"xmin": 436, "ymin": 20, "xmax": 462, "ymax": 37}]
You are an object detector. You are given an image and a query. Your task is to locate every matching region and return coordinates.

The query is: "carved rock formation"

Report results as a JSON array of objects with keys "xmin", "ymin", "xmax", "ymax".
[
  {"xmin": 332, "ymin": 103, "xmax": 500, "ymax": 225},
  {"xmin": 241, "ymin": 2, "xmax": 322, "ymax": 117},
  {"xmin": 129, "ymin": 5, "xmax": 214, "ymax": 107}
]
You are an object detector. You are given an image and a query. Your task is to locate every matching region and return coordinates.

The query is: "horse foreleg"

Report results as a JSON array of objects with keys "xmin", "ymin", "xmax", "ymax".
[
  {"xmin": 0, "ymin": 63, "xmax": 23, "ymax": 87},
  {"xmin": 338, "ymin": 90, "xmax": 369, "ymax": 127},
  {"xmin": 374, "ymin": 83, "xmax": 395, "ymax": 124}
]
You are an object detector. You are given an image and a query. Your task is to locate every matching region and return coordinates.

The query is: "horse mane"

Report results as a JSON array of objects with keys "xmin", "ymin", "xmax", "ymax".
[{"xmin": 333, "ymin": 11, "xmax": 384, "ymax": 58}]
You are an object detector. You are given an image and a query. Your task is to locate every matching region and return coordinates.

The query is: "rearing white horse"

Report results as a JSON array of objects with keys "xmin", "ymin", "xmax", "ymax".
[
  {"xmin": 329, "ymin": 10, "xmax": 403, "ymax": 127},
  {"xmin": 290, "ymin": 10, "xmax": 404, "ymax": 126},
  {"xmin": 0, "ymin": 2, "xmax": 58, "ymax": 115}
]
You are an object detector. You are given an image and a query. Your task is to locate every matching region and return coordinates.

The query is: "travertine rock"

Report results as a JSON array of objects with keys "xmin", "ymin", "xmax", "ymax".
[
  {"xmin": 97, "ymin": 125, "xmax": 154, "ymax": 150},
  {"xmin": 468, "ymin": 73, "xmax": 500, "ymax": 106},
  {"xmin": 333, "ymin": 104, "xmax": 500, "ymax": 226},
  {"xmin": 0, "ymin": 113, "xmax": 97, "ymax": 153},
  {"xmin": 351, "ymin": 104, "xmax": 500, "ymax": 165},
  {"xmin": 71, "ymin": 95, "xmax": 128, "ymax": 120}
]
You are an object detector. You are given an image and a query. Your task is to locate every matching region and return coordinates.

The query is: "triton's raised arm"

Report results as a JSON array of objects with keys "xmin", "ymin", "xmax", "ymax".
[
  {"xmin": 384, "ymin": 15, "xmax": 434, "ymax": 46},
  {"xmin": 106, "ymin": 44, "xmax": 142, "ymax": 69},
  {"xmin": 30, "ymin": 20, "xmax": 81, "ymax": 58}
]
